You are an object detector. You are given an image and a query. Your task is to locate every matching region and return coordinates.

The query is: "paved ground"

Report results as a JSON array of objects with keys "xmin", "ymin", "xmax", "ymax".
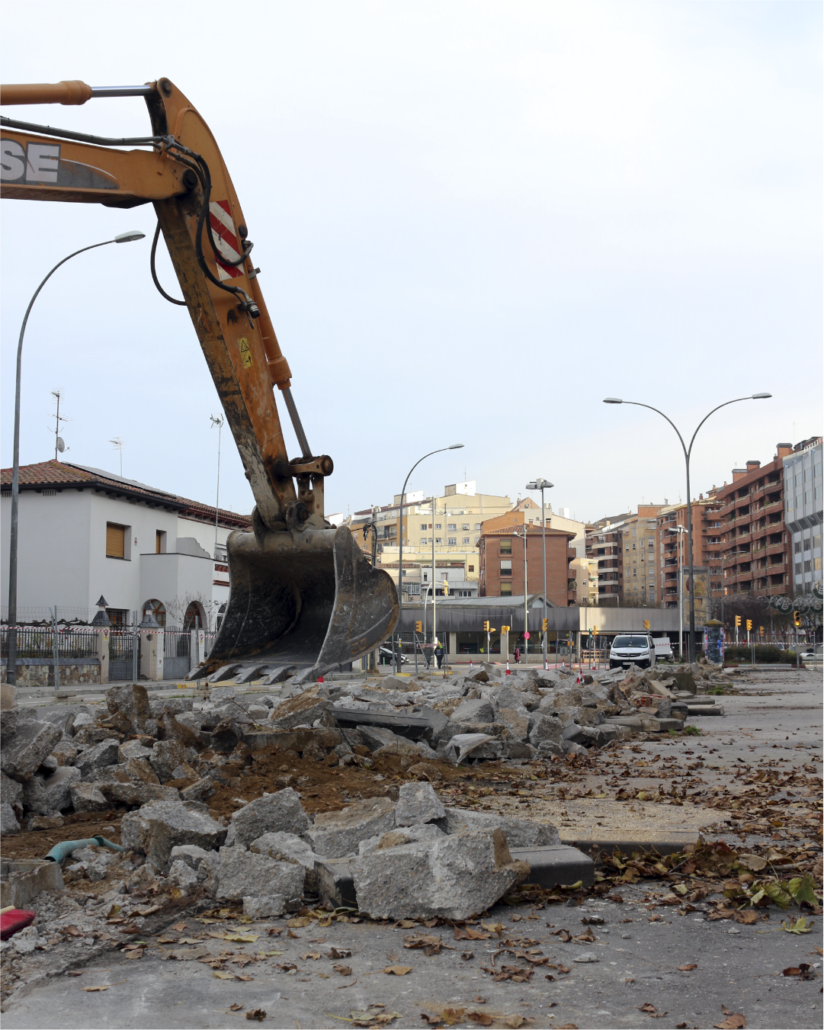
[{"xmin": 3, "ymin": 667, "xmax": 822, "ymax": 1029}]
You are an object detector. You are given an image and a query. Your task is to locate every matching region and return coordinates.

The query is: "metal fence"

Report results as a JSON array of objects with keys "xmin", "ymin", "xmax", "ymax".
[{"xmin": 1, "ymin": 625, "xmax": 98, "ymax": 659}]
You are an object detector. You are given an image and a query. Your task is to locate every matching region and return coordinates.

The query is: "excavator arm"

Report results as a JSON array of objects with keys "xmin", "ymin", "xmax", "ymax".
[{"xmin": 1, "ymin": 79, "xmax": 397, "ymax": 681}]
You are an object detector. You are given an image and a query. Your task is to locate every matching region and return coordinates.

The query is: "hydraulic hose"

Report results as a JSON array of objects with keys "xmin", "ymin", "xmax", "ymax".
[{"xmin": 44, "ymin": 835, "xmax": 125, "ymax": 863}]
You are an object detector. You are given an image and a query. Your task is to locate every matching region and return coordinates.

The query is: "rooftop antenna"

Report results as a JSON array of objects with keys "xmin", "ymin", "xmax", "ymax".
[
  {"xmin": 109, "ymin": 437, "xmax": 123, "ymax": 476},
  {"xmin": 209, "ymin": 413, "xmax": 225, "ymax": 559},
  {"xmin": 50, "ymin": 390, "xmax": 71, "ymax": 460}
]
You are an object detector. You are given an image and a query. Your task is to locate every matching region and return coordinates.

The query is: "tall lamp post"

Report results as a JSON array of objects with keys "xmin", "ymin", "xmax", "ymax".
[
  {"xmin": 210, "ymin": 413, "xmax": 225, "ymax": 559},
  {"xmin": 396, "ymin": 444, "xmax": 464, "ymax": 671},
  {"xmin": 526, "ymin": 478, "xmax": 554, "ymax": 669},
  {"xmin": 6, "ymin": 231, "xmax": 145, "ymax": 685},
  {"xmin": 604, "ymin": 394, "xmax": 772, "ymax": 662}
]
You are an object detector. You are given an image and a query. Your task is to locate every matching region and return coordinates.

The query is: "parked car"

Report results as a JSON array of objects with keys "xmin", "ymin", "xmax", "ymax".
[
  {"xmin": 800, "ymin": 644, "xmax": 823, "ymax": 663},
  {"xmin": 610, "ymin": 633, "xmax": 657, "ymax": 670},
  {"xmin": 652, "ymin": 637, "xmax": 674, "ymax": 662},
  {"xmin": 378, "ymin": 646, "xmax": 409, "ymax": 665}
]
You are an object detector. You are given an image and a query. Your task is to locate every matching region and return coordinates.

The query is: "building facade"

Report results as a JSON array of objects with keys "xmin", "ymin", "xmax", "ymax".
[
  {"xmin": 1, "ymin": 460, "xmax": 250, "ymax": 629},
  {"xmin": 478, "ymin": 524, "xmax": 576, "ymax": 606},
  {"xmin": 714, "ymin": 444, "xmax": 794, "ymax": 599},
  {"xmin": 656, "ymin": 493, "xmax": 723, "ymax": 610},
  {"xmin": 783, "ymin": 437, "xmax": 823, "ymax": 596}
]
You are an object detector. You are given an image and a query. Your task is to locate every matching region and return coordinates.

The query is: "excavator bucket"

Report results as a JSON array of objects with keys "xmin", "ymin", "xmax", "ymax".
[{"xmin": 194, "ymin": 524, "xmax": 398, "ymax": 684}]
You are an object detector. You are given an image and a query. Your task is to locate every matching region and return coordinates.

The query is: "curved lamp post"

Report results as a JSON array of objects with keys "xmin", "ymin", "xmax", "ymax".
[
  {"xmin": 6, "ymin": 231, "xmax": 146, "ymax": 685},
  {"xmin": 396, "ymin": 444, "xmax": 464, "ymax": 671},
  {"xmin": 526, "ymin": 478, "xmax": 554, "ymax": 669},
  {"xmin": 603, "ymin": 394, "xmax": 772, "ymax": 662}
]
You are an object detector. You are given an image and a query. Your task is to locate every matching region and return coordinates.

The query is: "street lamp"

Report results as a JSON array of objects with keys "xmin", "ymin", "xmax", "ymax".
[
  {"xmin": 526, "ymin": 478, "xmax": 554, "ymax": 669},
  {"xmin": 210, "ymin": 413, "xmax": 225, "ymax": 559},
  {"xmin": 6, "ymin": 231, "xmax": 146, "ymax": 685},
  {"xmin": 396, "ymin": 444, "xmax": 464, "ymax": 672},
  {"xmin": 603, "ymin": 394, "xmax": 772, "ymax": 662}
]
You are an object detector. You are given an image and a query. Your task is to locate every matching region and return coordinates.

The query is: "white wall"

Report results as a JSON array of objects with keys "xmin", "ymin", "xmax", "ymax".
[{"xmin": 176, "ymin": 514, "xmax": 234, "ymax": 559}]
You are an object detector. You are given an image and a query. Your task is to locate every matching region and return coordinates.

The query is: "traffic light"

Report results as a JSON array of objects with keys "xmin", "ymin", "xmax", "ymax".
[
  {"xmin": 794, "ymin": 611, "xmax": 801, "ymax": 627},
  {"xmin": 541, "ymin": 618, "xmax": 548, "ymax": 631},
  {"xmin": 735, "ymin": 616, "xmax": 741, "ymax": 628},
  {"xmin": 643, "ymin": 619, "xmax": 650, "ymax": 630},
  {"xmin": 483, "ymin": 620, "xmax": 490, "ymax": 632},
  {"xmin": 501, "ymin": 624, "xmax": 510, "ymax": 633},
  {"xmin": 746, "ymin": 619, "xmax": 752, "ymax": 632},
  {"xmin": 415, "ymin": 621, "xmax": 422, "ymax": 633},
  {"xmin": 759, "ymin": 626, "xmax": 765, "ymax": 637}
]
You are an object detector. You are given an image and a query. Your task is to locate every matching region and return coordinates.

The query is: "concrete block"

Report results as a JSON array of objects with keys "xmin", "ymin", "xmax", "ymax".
[
  {"xmin": 105, "ymin": 683, "xmax": 151, "ymax": 732},
  {"xmin": 215, "ymin": 846, "xmax": 304, "ymax": 910},
  {"xmin": 352, "ymin": 828, "xmax": 529, "ymax": 921},
  {"xmin": 150, "ymin": 740, "xmax": 190, "ymax": 783},
  {"xmin": 314, "ymin": 857, "xmax": 357, "ymax": 908},
  {"xmin": 331, "ymin": 708, "xmax": 434, "ymax": 741},
  {"xmin": 21, "ymin": 774, "xmax": 53, "ymax": 816},
  {"xmin": 168, "ymin": 859, "xmax": 199, "ymax": 889},
  {"xmin": 70, "ymin": 782, "xmax": 109, "ymax": 812},
  {"xmin": 528, "ymin": 714, "xmax": 564, "ymax": 747},
  {"xmin": 180, "ymin": 777, "xmax": 215, "ymax": 803},
  {"xmin": 358, "ymin": 824, "xmax": 445, "ymax": 855},
  {"xmin": 0, "ymin": 859, "xmax": 63, "ymax": 908},
  {"xmin": 251, "ymin": 831, "xmax": 319, "ymax": 893},
  {"xmin": 440, "ymin": 807, "xmax": 560, "ymax": 847},
  {"xmin": 1, "ymin": 769, "xmax": 23, "ymax": 809},
  {"xmin": 1, "ymin": 802, "xmax": 21, "ymax": 834},
  {"xmin": 1, "ymin": 717, "xmax": 62, "ymax": 782},
  {"xmin": 230, "ymin": 788, "xmax": 311, "ymax": 848},
  {"xmin": 511, "ymin": 845, "xmax": 594, "ymax": 888},
  {"xmin": 122, "ymin": 799, "xmax": 226, "ymax": 873},
  {"xmin": 75, "ymin": 738, "xmax": 120, "ymax": 778},
  {"xmin": 359, "ymin": 725, "xmax": 404, "ymax": 752},
  {"xmin": 42, "ymin": 766, "xmax": 81, "ymax": 812},
  {"xmin": 451, "ymin": 698, "xmax": 495, "ymax": 724},
  {"xmin": 395, "ymin": 781, "xmax": 446, "ymax": 826},
  {"xmin": 269, "ymin": 691, "xmax": 330, "ymax": 731},
  {"xmin": 307, "ymin": 797, "xmax": 396, "ymax": 858}
]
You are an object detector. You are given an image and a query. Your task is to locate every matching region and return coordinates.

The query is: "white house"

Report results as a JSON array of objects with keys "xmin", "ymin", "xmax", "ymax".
[{"xmin": 1, "ymin": 460, "xmax": 251, "ymax": 630}]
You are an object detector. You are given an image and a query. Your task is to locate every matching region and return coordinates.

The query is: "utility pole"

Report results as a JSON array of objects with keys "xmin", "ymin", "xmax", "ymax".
[
  {"xmin": 522, "ymin": 525, "xmax": 529, "ymax": 663},
  {"xmin": 432, "ymin": 496, "xmax": 437, "ymax": 658},
  {"xmin": 210, "ymin": 414, "xmax": 225, "ymax": 558},
  {"xmin": 110, "ymin": 437, "xmax": 123, "ymax": 477}
]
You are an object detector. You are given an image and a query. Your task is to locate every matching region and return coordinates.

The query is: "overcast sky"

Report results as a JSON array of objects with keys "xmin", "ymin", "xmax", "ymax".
[{"xmin": 2, "ymin": 1, "xmax": 821, "ymax": 525}]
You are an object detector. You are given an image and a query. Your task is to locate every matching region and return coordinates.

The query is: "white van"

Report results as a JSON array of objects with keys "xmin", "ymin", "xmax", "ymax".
[
  {"xmin": 652, "ymin": 637, "xmax": 674, "ymax": 662},
  {"xmin": 610, "ymin": 633, "xmax": 657, "ymax": 670}
]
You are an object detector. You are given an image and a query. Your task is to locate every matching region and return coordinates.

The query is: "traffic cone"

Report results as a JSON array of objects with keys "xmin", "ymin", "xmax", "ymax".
[
  {"xmin": 506, "ymin": 660, "xmax": 511, "ymax": 676},
  {"xmin": 318, "ymin": 676, "xmax": 324, "ymax": 683}
]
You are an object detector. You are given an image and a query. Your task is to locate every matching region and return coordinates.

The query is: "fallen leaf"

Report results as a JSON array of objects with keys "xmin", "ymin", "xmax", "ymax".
[
  {"xmin": 454, "ymin": 926, "xmax": 490, "ymax": 941},
  {"xmin": 383, "ymin": 965, "xmax": 413, "ymax": 975},
  {"xmin": 246, "ymin": 1009, "xmax": 267, "ymax": 1022},
  {"xmin": 733, "ymin": 910, "xmax": 758, "ymax": 926},
  {"xmin": 782, "ymin": 916, "xmax": 813, "ymax": 934},
  {"xmin": 736, "ymin": 855, "xmax": 767, "ymax": 872},
  {"xmin": 333, "ymin": 964, "xmax": 353, "ymax": 977},
  {"xmin": 301, "ymin": 951, "xmax": 321, "ymax": 961},
  {"xmin": 214, "ymin": 971, "xmax": 236, "ymax": 980},
  {"xmin": 63, "ymin": 926, "xmax": 85, "ymax": 938},
  {"xmin": 172, "ymin": 922, "xmax": 188, "ymax": 931},
  {"xmin": 83, "ymin": 986, "xmax": 109, "ymax": 992},
  {"xmin": 229, "ymin": 1003, "xmax": 245, "ymax": 1012},
  {"xmin": 713, "ymin": 1014, "xmax": 745, "ymax": 1029},
  {"xmin": 67, "ymin": 971, "xmax": 83, "ymax": 977},
  {"xmin": 465, "ymin": 1012, "xmax": 493, "ymax": 1027},
  {"xmin": 461, "ymin": 952, "xmax": 475, "ymax": 960},
  {"xmin": 678, "ymin": 964, "xmax": 698, "ymax": 971},
  {"xmin": 638, "ymin": 1003, "xmax": 668, "ymax": 1017},
  {"xmin": 327, "ymin": 947, "xmax": 352, "ymax": 959},
  {"xmin": 782, "ymin": 964, "xmax": 813, "ymax": 979},
  {"xmin": 480, "ymin": 921, "xmax": 505, "ymax": 935},
  {"xmin": 404, "ymin": 932, "xmax": 446, "ymax": 956},
  {"xmin": 286, "ymin": 916, "xmax": 311, "ymax": 928}
]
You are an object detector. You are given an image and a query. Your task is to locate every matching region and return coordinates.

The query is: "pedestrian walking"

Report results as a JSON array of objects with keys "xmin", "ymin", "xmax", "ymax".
[
  {"xmin": 435, "ymin": 641, "xmax": 445, "ymax": 669},
  {"xmin": 514, "ymin": 646, "xmax": 521, "ymax": 664}
]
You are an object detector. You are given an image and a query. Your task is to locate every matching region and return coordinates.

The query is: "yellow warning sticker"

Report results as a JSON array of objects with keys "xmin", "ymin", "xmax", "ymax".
[{"xmin": 238, "ymin": 337, "xmax": 253, "ymax": 369}]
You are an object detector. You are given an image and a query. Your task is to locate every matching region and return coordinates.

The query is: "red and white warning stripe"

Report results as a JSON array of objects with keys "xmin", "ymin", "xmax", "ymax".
[{"xmin": 209, "ymin": 199, "xmax": 244, "ymax": 281}]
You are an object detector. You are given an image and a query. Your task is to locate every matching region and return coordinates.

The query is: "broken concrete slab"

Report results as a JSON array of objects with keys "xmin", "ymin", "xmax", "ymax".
[
  {"xmin": 527, "ymin": 714, "xmax": 564, "ymax": 748},
  {"xmin": 306, "ymin": 797, "xmax": 396, "ymax": 858},
  {"xmin": 352, "ymin": 827, "xmax": 529, "ymax": 920},
  {"xmin": 41, "ymin": 766, "xmax": 81, "ymax": 812},
  {"xmin": 214, "ymin": 846, "xmax": 304, "ymax": 912},
  {"xmin": 0, "ymin": 858, "xmax": 64, "ymax": 908},
  {"xmin": 227, "ymin": 787, "xmax": 311, "ymax": 848},
  {"xmin": 451, "ymin": 697, "xmax": 495, "ymax": 724},
  {"xmin": 21, "ymin": 775, "xmax": 53, "ymax": 816},
  {"xmin": 118, "ymin": 740, "xmax": 154, "ymax": 764},
  {"xmin": 440, "ymin": 807, "xmax": 560, "ymax": 847},
  {"xmin": 395, "ymin": 781, "xmax": 446, "ymax": 826},
  {"xmin": 1, "ymin": 802, "xmax": 21, "ymax": 835},
  {"xmin": 1, "ymin": 769, "xmax": 23, "ymax": 810},
  {"xmin": 314, "ymin": 856, "xmax": 358, "ymax": 907},
  {"xmin": 74, "ymin": 738, "xmax": 120, "ymax": 778},
  {"xmin": 105, "ymin": 683, "xmax": 152, "ymax": 732},
  {"xmin": 121, "ymin": 799, "xmax": 227, "ymax": 873},
  {"xmin": 268, "ymin": 691, "xmax": 330, "ymax": 731},
  {"xmin": 1, "ymin": 717, "xmax": 62, "ymax": 783},
  {"xmin": 358, "ymin": 824, "xmax": 446, "ymax": 855},
  {"xmin": 250, "ymin": 831, "xmax": 319, "ymax": 892},
  {"xmin": 331, "ymin": 708, "xmax": 434, "ymax": 741},
  {"xmin": 149, "ymin": 740, "xmax": 191, "ymax": 783},
  {"xmin": 69, "ymin": 782, "xmax": 109, "ymax": 813}
]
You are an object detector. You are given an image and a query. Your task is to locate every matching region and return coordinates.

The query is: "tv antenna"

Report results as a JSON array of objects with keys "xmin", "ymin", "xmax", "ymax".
[
  {"xmin": 110, "ymin": 437, "xmax": 123, "ymax": 476},
  {"xmin": 50, "ymin": 390, "xmax": 72, "ymax": 460}
]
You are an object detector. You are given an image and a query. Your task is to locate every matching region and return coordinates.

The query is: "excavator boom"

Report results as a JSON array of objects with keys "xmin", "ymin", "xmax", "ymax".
[{"xmin": 0, "ymin": 79, "xmax": 397, "ymax": 681}]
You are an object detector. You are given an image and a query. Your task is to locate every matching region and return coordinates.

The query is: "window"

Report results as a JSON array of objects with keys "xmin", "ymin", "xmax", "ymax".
[
  {"xmin": 796, "ymin": 563, "xmax": 803, "ymax": 575},
  {"xmin": 462, "ymin": 537, "xmax": 470, "ymax": 544},
  {"xmin": 421, "ymin": 538, "xmax": 428, "ymax": 545},
  {"xmin": 106, "ymin": 522, "xmax": 127, "ymax": 559},
  {"xmin": 500, "ymin": 582, "xmax": 512, "ymax": 596},
  {"xmin": 462, "ymin": 524, "xmax": 470, "ymax": 531},
  {"xmin": 815, "ymin": 558, "xmax": 822, "ymax": 571},
  {"xmin": 499, "ymin": 539, "xmax": 512, "ymax": 555},
  {"xmin": 500, "ymin": 560, "xmax": 512, "ymax": 575},
  {"xmin": 435, "ymin": 537, "xmax": 443, "ymax": 544},
  {"xmin": 804, "ymin": 560, "xmax": 812, "ymax": 573},
  {"xmin": 435, "ymin": 524, "xmax": 442, "ymax": 530},
  {"xmin": 155, "ymin": 530, "xmax": 166, "ymax": 554},
  {"xmin": 448, "ymin": 537, "xmax": 457, "ymax": 545},
  {"xmin": 468, "ymin": 565, "xmax": 474, "ymax": 573},
  {"xmin": 420, "ymin": 523, "xmax": 428, "ymax": 530},
  {"xmin": 448, "ymin": 523, "xmax": 457, "ymax": 531},
  {"xmin": 633, "ymin": 568, "xmax": 637, "ymax": 577},
  {"xmin": 475, "ymin": 523, "xmax": 481, "ymax": 530}
]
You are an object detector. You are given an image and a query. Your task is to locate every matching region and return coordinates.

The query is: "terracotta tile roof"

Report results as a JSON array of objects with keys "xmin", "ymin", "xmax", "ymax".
[
  {"xmin": 481, "ymin": 523, "xmax": 575, "ymax": 538},
  {"xmin": 1, "ymin": 460, "xmax": 251, "ymax": 529}
]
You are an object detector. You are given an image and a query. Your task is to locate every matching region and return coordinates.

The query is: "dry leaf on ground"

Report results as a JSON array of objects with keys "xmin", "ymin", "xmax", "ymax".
[
  {"xmin": 245, "ymin": 1009, "xmax": 267, "ymax": 1022},
  {"xmin": 333, "ymin": 964, "xmax": 353, "ymax": 976},
  {"xmin": 678, "ymin": 964, "xmax": 698, "ymax": 971},
  {"xmin": 714, "ymin": 1011, "xmax": 746, "ymax": 1030},
  {"xmin": 383, "ymin": 965, "xmax": 413, "ymax": 975},
  {"xmin": 638, "ymin": 1003, "xmax": 668, "ymax": 1017}
]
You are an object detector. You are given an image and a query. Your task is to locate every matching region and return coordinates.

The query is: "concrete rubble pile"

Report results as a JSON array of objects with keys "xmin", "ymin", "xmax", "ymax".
[{"xmin": 1, "ymin": 660, "xmax": 728, "ymax": 838}]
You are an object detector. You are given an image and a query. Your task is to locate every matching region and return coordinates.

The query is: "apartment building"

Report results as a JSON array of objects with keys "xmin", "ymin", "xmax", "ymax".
[
  {"xmin": 478, "ymin": 523, "xmax": 577, "ymax": 606},
  {"xmin": 349, "ymin": 482, "xmax": 513, "ymax": 593},
  {"xmin": 584, "ymin": 511, "xmax": 632, "ymax": 604},
  {"xmin": 714, "ymin": 443, "xmax": 793, "ymax": 599},
  {"xmin": 656, "ymin": 493, "xmax": 724, "ymax": 609},
  {"xmin": 619, "ymin": 505, "xmax": 664, "ymax": 605},
  {"xmin": 783, "ymin": 437, "xmax": 823, "ymax": 596}
]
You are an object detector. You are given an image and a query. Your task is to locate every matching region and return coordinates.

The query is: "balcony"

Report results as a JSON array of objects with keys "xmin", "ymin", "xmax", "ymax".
[
  {"xmin": 762, "ymin": 500, "xmax": 784, "ymax": 516},
  {"xmin": 765, "ymin": 541, "xmax": 785, "ymax": 557}
]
